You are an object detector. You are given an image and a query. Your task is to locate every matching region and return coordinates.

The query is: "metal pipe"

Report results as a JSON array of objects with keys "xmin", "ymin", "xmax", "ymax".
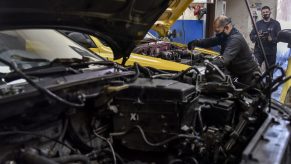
[{"xmin": 244, "ymin": 0, "xmax": 269, "ymax": 68}]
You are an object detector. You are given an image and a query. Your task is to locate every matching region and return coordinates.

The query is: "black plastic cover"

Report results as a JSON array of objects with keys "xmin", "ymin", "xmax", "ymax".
[
  {"xmin": 117, "ymin": 78, "xmax": 195, "ymax": 102},
  {"xmin": 113, "ymin": 78, "xmax": 196, "ymax": 151}
]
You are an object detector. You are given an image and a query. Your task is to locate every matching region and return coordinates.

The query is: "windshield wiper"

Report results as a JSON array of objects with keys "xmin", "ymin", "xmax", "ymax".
[
  {"xmin": 10, "ymin": 55, "xmax": 50, "ymax": 63},
  {"xmin": 9, "ymin": 55, "xmax": 90, "ymax": 66},
  {"xmin": 49, "ymin": 57, "xmax": 127, "ymax": 70}
]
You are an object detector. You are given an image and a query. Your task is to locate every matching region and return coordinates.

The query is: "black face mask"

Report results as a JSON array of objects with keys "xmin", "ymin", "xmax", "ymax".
[
  {"xmin": 216, "ymin": 31, "xmax": 227, "ymax": 40},
  {"xmin": 216, "ymin": 20, "xmax": 231, "ymax": 40}
]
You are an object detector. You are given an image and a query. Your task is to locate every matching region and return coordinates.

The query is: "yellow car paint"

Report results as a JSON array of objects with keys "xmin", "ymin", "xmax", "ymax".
[
  {"xmin": 152, "ymin": 0, "xmax": 193, "ymax": 37},
  {"xmin": 280, "ymin": 58, "xmax": 291, "ymax": 103},
  {"xmin": 171, "ymin": 42, "xmax": 220, "ymax": 56},
  {"xmin": 89, "ymin": 36, "xmax": 190, "ymax": 72},
  {"xmin": 85, "ymin": 0, "xmax": 219, "ymax": 72}
]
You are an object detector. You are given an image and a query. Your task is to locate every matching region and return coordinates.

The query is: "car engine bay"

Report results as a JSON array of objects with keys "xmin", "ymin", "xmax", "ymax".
[
  {"xmin": 0, "ymin": 0, "xmax": 290, "ymax": 163},
  {"xmin": 133, "ymin": 39, "xmax": 213, "ymax": 66},
  {"xmin": 0, "ymin": 58, "xmax": 288, "ymax": 164}
]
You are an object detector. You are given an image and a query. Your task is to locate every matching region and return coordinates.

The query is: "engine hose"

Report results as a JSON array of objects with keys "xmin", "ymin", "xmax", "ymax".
[
  {"xmin": 224, "ymin": 119, "xmax": 248, "ymax": 151},
  {"xmin": 271, "ymin": 76, "xmax": 291, "ymax": 92},
  {"xmin": 242, "ymin": 65, "xmax": 285, "ymax": 93},
  {"xmin": 52, "ymin": 155, "xmax": 90, "ymax": 164},
  {"xmin": 197, "ymin": 109, "xmax": 204, "ymax": 133},
  {"xmin": 173, "ymin": 66, "xmax": 200, "ymax": 80},
  {"xmin": 147, "ymin": 67, "xmax": 170, "ymax": 74},
  {"xmin": 136, "ymin": 63, "xmax": 153, "ymax": 78},
  {"xmin": 125, "ymin": 63, "xmax": 140, "ymax": 83},
  {"xmin": 20, "ymin": 152, "xmax": 59, "ymax": 164}
]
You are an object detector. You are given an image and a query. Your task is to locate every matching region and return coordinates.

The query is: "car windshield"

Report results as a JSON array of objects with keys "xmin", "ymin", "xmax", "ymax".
[{"xmin": 0, "ymin": 29, "xmax": 102, "ymax": 73}]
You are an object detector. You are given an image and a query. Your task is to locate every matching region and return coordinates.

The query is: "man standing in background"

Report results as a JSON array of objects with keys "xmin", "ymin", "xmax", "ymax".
[{"xmin": 250, "ymin": 5, "xmax": 281, "ymax": 68}]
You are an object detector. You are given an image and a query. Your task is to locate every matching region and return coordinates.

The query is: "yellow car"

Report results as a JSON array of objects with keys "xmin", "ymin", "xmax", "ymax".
[
  {"xmin": 88, "ymin": 35, "xmax": 190, "ymax": 72},
  {"xmin": 64, "ymin": 0, "xmax": 218, "ymax": 72},
  {"xmin": 66, "ymin": 32, "xmax": 218, "ymax": 72}
]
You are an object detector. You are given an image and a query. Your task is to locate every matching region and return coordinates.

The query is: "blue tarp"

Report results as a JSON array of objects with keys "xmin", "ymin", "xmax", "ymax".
[{"xmin": 170, "ymin": 20, "xmax": 204, "ymax": 44}]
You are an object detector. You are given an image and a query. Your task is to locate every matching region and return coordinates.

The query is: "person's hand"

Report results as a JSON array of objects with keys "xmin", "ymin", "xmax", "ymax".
[
  {"xmin": 258, "ymin": 31, "xmax": 270, "ymax": 41},
  {"xmin": 267, "ymin": 35, "xmax": 273, "ymax": 42},
  {"xmin": 258, "ymin": 31, "xmax": 264, "ymax": 38},
  {"xmin": 210, "ymin": 57, "xmax": 225, "ymax": 70},
  {"xmin": 187, "ymin": 40, "xmax": 199, "ymax": 50}
]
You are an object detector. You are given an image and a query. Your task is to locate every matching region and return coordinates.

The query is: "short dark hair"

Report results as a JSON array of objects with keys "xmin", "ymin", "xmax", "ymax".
[
  {"xmin": 214, "ymin": 16, "xmax": 232, "ymax": 27},
  {"xmin": 261, "ymin": 6, "xmax": 270, "ymax": 11},
  {"xmin": 221, "ymin": 17, "xmax": 232, "ymax": 26}
]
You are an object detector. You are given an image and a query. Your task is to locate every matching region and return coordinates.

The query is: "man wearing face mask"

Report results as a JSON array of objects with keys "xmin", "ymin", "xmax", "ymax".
[
  {"xmin": 250, "ymin": 6, "xmax": 281, "ymax": 68},
  {"xmin": 188, "ymin": 15, "xmax": 260, "ymax": 85}
]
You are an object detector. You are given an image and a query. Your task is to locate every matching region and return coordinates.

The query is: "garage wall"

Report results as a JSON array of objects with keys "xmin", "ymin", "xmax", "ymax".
[
  {"xmin": 277, "ymin": 0, "xmax": 291, "ymax": 21},
  {"xmin": 225, "ymin": 0, "xmax": 277, "ymax": 46},
  {"xmin": 215, "ymin": 0, "xmax": 226, "ymax": 17},
  {"xmin": 170, "ymin": 6, "xmax": 205, "ymax": 44},
  {"xmin": 149, "ymin": 2, "xmax": 206, "ymax": 44}
]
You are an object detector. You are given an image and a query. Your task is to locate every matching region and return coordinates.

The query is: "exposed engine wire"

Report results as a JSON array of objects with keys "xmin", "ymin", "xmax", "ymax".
[
  {"xmin": 125, "ymin": 62, "xmax": 140, "ymax": 83},
  {"xmin": 110, "ymin": 125, "xmax": 200, "ymax": 147},
  {"xmin": 0, "ymin": 58, "xmax": 85, "ymax": 108},
  {"xmin": 102, "ymin": 149, "xmax": 125, "ymax": 164},
  {"xmin": 49, "ymin": 119, "xmax": 69, "ymax": 155},
  {"xmin": 241, "ymin": 65, "xmax": 285, "ymax": 93},
  {"xmin": 93, "ymin": 131, "xmax": 117, "ymax": 164}
]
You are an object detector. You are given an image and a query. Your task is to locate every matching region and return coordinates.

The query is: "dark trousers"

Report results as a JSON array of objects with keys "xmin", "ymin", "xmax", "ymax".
[
  {"xmin": 237, "ymin": 68, "xmax": 261, "ymax": 86},
  {"xmin": 254, "ymin": 46, "xmax": 277, "ymax": 67}
]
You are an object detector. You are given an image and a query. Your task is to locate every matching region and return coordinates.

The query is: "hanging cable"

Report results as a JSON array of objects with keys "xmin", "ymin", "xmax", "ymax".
[
  {"xmin": 0, "ymin": 58, "xmax": 85, "ymax": 107},
  {"xmin": 125, "ymin": 62, "xmax": 140, "ymax": 83},
  {"xmin": 93, "ymin": 131, "xmax": 116, "ymax": 164},
  {"xmin": 110, "ymin": 125, "xmax": 200, "ymax": 147}
]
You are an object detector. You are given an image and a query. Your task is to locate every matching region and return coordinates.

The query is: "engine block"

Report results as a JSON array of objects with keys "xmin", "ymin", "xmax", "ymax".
[{"xmin": 113, "ymin": 78, "xmax": 197, "ymax": 151}]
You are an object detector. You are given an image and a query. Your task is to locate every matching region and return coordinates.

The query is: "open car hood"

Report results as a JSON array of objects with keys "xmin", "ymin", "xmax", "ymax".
[
  {"xmin": 0, "ymin": 0, "xmax": 172, "ymax": 59},
  {"xmin": 152, "ymin": 0, "xmax": 193, "ymax": 37}
]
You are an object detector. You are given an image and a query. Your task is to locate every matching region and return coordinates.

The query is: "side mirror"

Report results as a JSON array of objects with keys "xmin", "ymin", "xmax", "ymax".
[
  {"xmin": 277, "ymin": 29, "xmax": 291, "ymax": 48},
  {"xmin": 67, "ymin": 32, "xmax": 96, "ymax": 48}
]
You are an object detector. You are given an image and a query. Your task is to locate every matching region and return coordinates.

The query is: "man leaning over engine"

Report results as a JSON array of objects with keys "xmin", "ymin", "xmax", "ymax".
[{"xmin": 188, "ymin": 15, "xmax": 260, "ymax": 86}]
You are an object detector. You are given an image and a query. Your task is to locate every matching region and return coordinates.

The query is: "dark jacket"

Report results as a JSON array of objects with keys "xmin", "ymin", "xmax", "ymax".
[
  {"xmin": 250, "ymin": 19, "xmax": 281, "ymax": 53},
  {"xmin": 194, "ymin": 28, "xmax": 259, "ymax": 78}
]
